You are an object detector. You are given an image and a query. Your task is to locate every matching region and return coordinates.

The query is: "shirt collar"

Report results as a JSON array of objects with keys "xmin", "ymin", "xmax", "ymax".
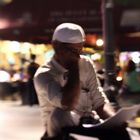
[{"xmin": 51, "ymin": 58, "xmax": 68, "ymax": 74}]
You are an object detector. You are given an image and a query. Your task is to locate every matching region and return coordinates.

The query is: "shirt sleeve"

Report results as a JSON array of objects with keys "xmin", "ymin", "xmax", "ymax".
[
  {"xmin": 34, "ymin": 69, "xmax": 63, "ymax": 108},
  {"xmin": 84, "ymin": 58, "xmax": 109, "ymax": 110}
]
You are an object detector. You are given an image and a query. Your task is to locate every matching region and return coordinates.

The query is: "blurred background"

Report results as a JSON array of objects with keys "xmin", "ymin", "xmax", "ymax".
[
  {"xmin": 0, "ymin": 0, "xmax": 140, "ymax": 139},
  {"xmin": 0, "ymin": 0, "xmax": 139, "ymax": 102}
]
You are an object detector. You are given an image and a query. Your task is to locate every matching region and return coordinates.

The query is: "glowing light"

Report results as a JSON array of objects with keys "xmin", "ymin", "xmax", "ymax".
[
  {"xmin": 116, "ymin": 76, "xmax": 123, "ymax": 81},
  {"xmin": 119, "ymin": 52, "xmax": 129, "ymax": 61},
  {"xmin": 0, "ymin": 70, "xmax": 10, "ymax": 82},
  {"xmin": 86, "ymin": 34, "xmax": 96, "ymax": 45},
  {"xmin": 91, "ymin": 53, "xmax": 101, "ymax": 61},
  {"xmin": 70, "ymin": 111, "xmax": 76, "ymax": 115},
  {"xmin": 96, "ymin": 39, "xmax": 104, "ymax": 46},
  {"xmin": 82, "ymin": 124, "xmax": 95, "ymax": 128},
  {"xmin": 21, "ymin": 42, "xmax": 32, "ymax": 53},
  {"xmin": 131, "ymin": 52, "xmax": 140, "ymax": 63},
  {"xmin": 0, "ymin": 0, "xmax": 12, "ymax": 5},
  {"xmin": 0, "ymin": 19, "xmax": 10, "ymax": 29},
  {"xmin": 10, "ymin": 41, "xmax": 20, "ymax": 53},
  {"xmin": 3, "ymin": 0, "xmax": 12, "ymax": 4}
]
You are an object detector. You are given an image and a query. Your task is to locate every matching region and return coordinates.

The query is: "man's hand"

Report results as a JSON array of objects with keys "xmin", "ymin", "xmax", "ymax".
[{"xmin": 96, "ymin": 103, "xmax": 116, "ymax": 120}]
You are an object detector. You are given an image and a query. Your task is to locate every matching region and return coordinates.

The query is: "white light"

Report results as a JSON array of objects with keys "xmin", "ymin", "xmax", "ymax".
[
  {"xmin": 91, "ymin": 53, "xmax": 101, "ymax": 61},
  {"xmin": 70, "ymin": 111, "xmax": 76, "ymax": 115},
  {"xmin": 0, "ymin": 70, "xmax": 10, "ymax": 82},
  {"xmin": 21, "ymin": 42, "xmax": 32, "ymax": 53},
  {"xmin": 131, "ymin": 52, "xmax": 140, "ymax": 63},
  {"xmin": 12, "ymin": 73, "xmax": 20, "ymax": 81},
  {"xmin": 116, "ymin": 76, "xmax": 123, "ymax": 81},
  {"xmin": 96, "ymin": 39, "xmax": 104, "ymax": 46},
  {"xmin": 11, "ymin": 41, "xmax": 20, "ymax": 53},
  {"xmin": 82, "ymin": 124, "xmax": 95, "ymax": 128}
]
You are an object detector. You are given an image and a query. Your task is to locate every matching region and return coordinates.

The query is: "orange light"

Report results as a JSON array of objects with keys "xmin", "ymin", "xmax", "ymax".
[{"xmin": 86, "ymin": 34, "xmax": 96, "ymax": 45}]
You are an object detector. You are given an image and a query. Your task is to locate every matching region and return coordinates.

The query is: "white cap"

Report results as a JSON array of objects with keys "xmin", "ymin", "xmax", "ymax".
[{"xmin": 52, "ymin": 23, "xmax": 85, "ymax": 43}]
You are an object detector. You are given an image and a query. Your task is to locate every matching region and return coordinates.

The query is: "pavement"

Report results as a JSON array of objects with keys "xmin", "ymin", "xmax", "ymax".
[
  {"xmin": 1, "ymin": 93, "xmax": 140, "ymax": 140},
  {"xmin": 0, "ymin": 100, "xmax": 44, "ymax": 140}
]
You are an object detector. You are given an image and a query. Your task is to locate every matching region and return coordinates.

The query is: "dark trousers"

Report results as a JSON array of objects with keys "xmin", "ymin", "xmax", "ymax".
[
  {"xmin": 40, "ymin": 125, "xmax": 131, "ymax": 140},
  {"xmin": 27, "ymin": 79, "xmax": 38, "ymax": 105}
]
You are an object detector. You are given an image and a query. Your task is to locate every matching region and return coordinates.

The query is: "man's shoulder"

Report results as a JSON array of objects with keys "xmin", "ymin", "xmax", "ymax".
[
  {"xmin": 80, "ymin": 55, "xmax": 93, "ymax": 65},
  {"xmin": 35, "ymin": 61, "xmax": 53, "ymax": 75}
]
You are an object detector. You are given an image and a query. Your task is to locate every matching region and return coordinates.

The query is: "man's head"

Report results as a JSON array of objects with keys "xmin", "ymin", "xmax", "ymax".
[
  {"xmin": 52, "ymin": 23, "xmax": 85, "ymax": 44},
  {"xmin": 52, "ymin": 23, "xmax": 85, "ymax": 59}
]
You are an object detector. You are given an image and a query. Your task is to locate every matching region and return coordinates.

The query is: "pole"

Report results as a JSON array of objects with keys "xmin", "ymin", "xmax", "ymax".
[{"xmin": 101, "ymin": 0, "xmax": 117, "ymax": 103}]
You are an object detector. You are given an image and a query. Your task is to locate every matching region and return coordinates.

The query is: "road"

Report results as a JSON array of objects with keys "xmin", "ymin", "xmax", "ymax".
[{"xmin": 0, "ymin": 100, "xmax": 44, "ymax": 140}]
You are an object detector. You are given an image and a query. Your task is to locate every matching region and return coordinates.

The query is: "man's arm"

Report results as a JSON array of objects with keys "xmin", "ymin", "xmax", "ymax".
[
  {"xmin": 83, "ymin": 56, "xmax": 116, "ymax": 119},
  {"xmin": 61, "ymin": 62, "xmax": 80, "ymax": 110},
  {"xmin": 96, "ymin": 103, "xmax": 116, "ymax": 120}
]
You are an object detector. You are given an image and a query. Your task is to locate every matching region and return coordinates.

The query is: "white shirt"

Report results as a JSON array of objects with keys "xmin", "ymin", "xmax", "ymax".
[{"xmin": 34, "ymin": 55, "xmax": 109, "ymax": 126}]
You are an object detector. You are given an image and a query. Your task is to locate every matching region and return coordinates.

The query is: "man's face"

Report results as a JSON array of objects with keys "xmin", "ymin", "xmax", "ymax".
[
  {"xmin": 53, "ymin": 41, "xmax": 84, "ymax": 67},
  {"xmin": 62, "ymin": 43, "xmax": 84, "ymax": 59},
  {"xmin": 61, "ymin": 43, "xmax": 83, "ymax": 71}
]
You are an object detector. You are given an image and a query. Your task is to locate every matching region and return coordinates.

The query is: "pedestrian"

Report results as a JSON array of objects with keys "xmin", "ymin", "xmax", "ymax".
[
  {"xmin": 34, "ymin": 23, "xmax": 117, "ymax": 139},
  {"xmin": 27, "ymin": 54, "xmax": 39, "ymax": 106},
  {"xmin": 124, "ymin": 59, "xmax": 140, "ymax": 94}
]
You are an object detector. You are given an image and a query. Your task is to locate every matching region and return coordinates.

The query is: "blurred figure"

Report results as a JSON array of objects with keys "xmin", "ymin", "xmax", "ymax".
[
  {"xmin": 121, "ymin": 60, "xmax": 140, "ymax": 94},
  {"xmin": 27, "ymin": 54, "xmax": 39, "ymax": 106}
]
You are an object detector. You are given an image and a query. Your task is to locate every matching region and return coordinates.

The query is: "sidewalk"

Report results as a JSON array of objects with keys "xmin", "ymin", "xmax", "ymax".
[
  {"xmin": 0, "ymin": 100, "xmax": 44, "ymax": 140},
  {"xmin": 1, "ymin": 94, "xmax": 140, "ymax": 140}
]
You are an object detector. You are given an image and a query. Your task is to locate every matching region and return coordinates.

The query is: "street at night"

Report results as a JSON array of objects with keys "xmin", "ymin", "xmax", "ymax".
[{"xmin": 0, "ymin": 100, "xmax": 44, "ymax": 140}]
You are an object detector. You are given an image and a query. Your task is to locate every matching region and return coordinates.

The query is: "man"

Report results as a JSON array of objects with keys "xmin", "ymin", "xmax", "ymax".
[
  {"xmin": 27, "ymin": 54, "xmax": 39, "ymax": 105},
  {"xmin": 34, "ymin": 23, "xmax": 115, "ymax": 139}
]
